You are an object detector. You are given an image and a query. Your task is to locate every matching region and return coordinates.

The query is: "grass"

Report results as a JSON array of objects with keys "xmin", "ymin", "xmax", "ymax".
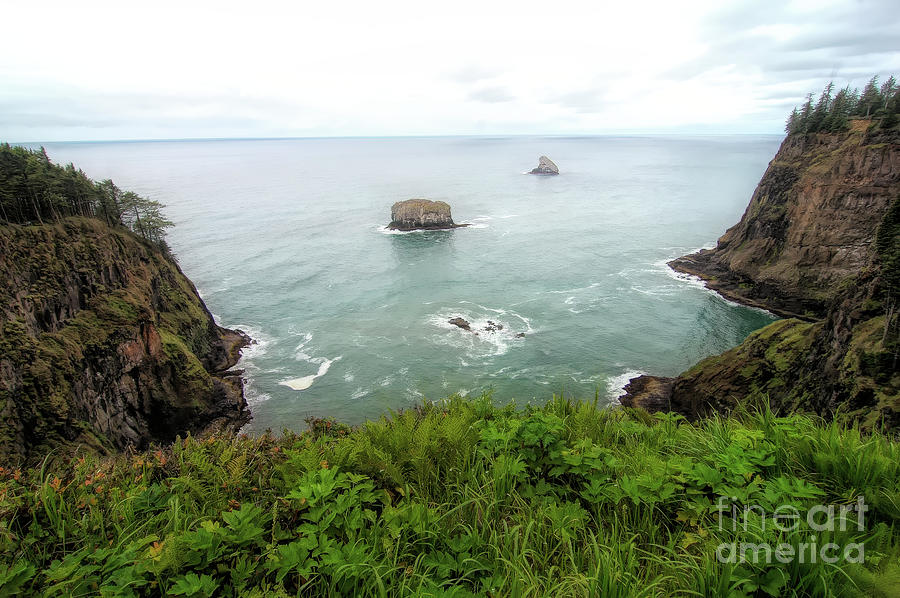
[{"xmin": 1, "ymin": 394, "xmax": 899, "ymax": 597}]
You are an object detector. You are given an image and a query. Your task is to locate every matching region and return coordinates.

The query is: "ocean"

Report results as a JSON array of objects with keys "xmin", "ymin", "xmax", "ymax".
[{"xmin": 38, "ymin": 135, "xmax": 781, "ymax": 432}]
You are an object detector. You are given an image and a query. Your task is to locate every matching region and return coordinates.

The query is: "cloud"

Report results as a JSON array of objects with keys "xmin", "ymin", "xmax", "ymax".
[
  {"xmin": 0, "ymin": 0, "xmax": 898, "ymax": 139},
  {"xmin": 449, "ymin": 65, "xmax": 504, "ymax": 84},
  {"xmin": 467, "ymin": 86, "xmax": 514, "ymax": 103}
]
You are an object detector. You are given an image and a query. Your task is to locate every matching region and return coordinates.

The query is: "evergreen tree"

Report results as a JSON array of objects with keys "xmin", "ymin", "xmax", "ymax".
[
  {"xmin": 0, "ymin": 144, "xmax": 173, "ymax": 249},
  {"xmin": 857, "ymin": 76, "xmax": 881, "ymax": 118}
]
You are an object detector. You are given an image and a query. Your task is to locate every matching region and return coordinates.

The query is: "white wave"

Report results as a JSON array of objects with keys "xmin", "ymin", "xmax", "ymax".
[
  {"xmin": 243, "ymin": 374, "xmax": 272, "ymax": 407},
  {"xmin": 629, "ymin": 285, "xmax": 678, "ymax": 297},
  {"xmin": 606, "ymin": 370, "xmax": 646, "ymax": 402},
  {"xmin": 426, "ymin": 303, "xmax": 533, "ymax": 359},
  {"xmin": 657, "ymin": 258, "xmax": 776, "ymax": 316},
  {"xmin": 343, "ymin": 372, "xmax": 355, "ymax": 382},
  {"xmin": 458, "ymin": 301, "xmax": 535, "ymax": 333},
  {"xmin": 547, "ymin": 282, "xmax": 601, "ymax": 294},
  {"xmin": 376, "ymin": 225, "xmax": 422, "ymax": 235},
  {"xmin": 280, "ymin": 356, "xmax": 342, "ymax": 391},
  {"xmin": 293, "ymin": 332, "xmax": 314, "ymax": 361},
  {"xmin": 226, "ymin": 324, "xmax": 273, "ymax": 363},
  {"xmin": 350, "ymin": 387, "xmax": 368, "ymax": 400}
]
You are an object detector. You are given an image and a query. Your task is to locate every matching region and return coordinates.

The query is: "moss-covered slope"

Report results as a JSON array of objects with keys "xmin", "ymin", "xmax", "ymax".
[{"xmin": 0, "ymin": 217, "xmax": 250, "ymax": 462}]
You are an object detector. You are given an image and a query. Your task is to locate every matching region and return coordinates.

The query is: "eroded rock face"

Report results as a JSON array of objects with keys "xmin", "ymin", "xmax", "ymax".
[
  {"xmin": 633, "ymin": 122, "xmax": 900, "ymax": 428},
  {"xmin": 529, "ymin": 156, "xmax": 559, "ymax": 175},
  {"xmin": 0, "ymin": 218, "xmax": 251, "ymax": 462},
  {"xmin": 669, "ymin": 122, "xmax": 900, "ymax": 319},
  {"xmin": 389, "ymin": 199, "xmax": 466, "ymax": 231},
  {"xmin": 619, "ymin": 376, "xmax": 676, "ymax": 413}
]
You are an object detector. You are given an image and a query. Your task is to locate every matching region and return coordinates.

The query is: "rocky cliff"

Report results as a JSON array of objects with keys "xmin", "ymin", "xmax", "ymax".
[
  {"xmin": 0, "ymin": 217, "xmax": 250, "ymax": 462},
  {"xmin": 670, "ymin": 120, "xmax": 898, "ymax": 319},
  {"xmin": 622, "ymin": 121, "xmax": 900, "ymax": 428}
]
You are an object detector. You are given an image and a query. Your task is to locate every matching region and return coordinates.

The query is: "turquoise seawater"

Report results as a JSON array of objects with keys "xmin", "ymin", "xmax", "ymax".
[{"xmin": 41, "ymin": 136, "xmax": 780, "ymax": 432}]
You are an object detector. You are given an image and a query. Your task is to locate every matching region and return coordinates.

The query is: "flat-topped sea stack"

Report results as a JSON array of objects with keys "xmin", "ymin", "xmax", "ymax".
[
  {"xmin": 388, "ymin": 199, "xmax": 468, "ymax": 231},
  {"xmin": 529, "ymin": 155, "xmax": 559, "ymax": 175}
]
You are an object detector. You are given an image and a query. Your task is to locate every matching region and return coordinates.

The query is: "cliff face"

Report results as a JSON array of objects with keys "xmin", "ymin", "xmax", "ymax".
[
  {"xmin": 670, "ymin": 120, "xmax": 899, "ymax": 319},
  {"xmin": 623, "ymin": 122, "xmax": 900, "ymax": 427},
  {"xmin": 0, "ymin": 218, "xmax": 250, "ymax": 462}
]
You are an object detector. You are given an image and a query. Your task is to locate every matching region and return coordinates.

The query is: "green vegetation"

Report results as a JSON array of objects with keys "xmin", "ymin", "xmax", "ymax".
[
  {"xmin": 785, "ymin": 76, "xmax": 900, "ymax": 134},
  {"xmin": 0, "ymin": 144, "xmax": 172, "ymax": 248},
  {"xmin": 2, "ymin": 395, "xmax": 899, "ymax": 597}
]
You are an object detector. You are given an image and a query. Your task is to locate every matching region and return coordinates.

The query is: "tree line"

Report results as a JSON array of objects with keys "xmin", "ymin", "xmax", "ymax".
[
  {"xmin": 785, "ymin": 75, "xmax": 900, "ymax": 134},
  {"xmin": 0, "ymin": 144, "xmax": 173, "ymax": 248}
]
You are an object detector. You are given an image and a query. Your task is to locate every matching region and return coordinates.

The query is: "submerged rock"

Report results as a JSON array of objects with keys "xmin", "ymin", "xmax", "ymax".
[
  {"xmin": 448, "ymin": 317, "xmax": 472, "ymax": 331},
  {"xmin": 484, "ymin": 320, "xmax": 503, "ymax": 332},
  {"xmin": 448, "ymin": 316, "xmax": 524, "ymax": 337},
  {"xmin": 529, "ymin": 155, "xmax": 559, "ymax": 175},
  {"xmin": 389, "ymin": 199, "xmax": 468, "ymax": 231}
]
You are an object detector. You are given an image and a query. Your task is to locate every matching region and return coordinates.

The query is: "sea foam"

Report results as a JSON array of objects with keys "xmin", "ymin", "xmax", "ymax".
[{"xmin": 280, "ymin": 356, "xmax": 343, "ymax": 391}]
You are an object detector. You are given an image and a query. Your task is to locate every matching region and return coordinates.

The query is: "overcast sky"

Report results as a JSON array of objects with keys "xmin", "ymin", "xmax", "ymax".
[{"xmin": 2, "ymin": 0, "xmax": 898, "ymax": 141}]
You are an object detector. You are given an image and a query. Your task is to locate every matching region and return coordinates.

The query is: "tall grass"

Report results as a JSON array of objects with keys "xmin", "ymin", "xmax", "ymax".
[{"xmin": 1, "ymin": 394, "xmax": 898, "ymax": 596}]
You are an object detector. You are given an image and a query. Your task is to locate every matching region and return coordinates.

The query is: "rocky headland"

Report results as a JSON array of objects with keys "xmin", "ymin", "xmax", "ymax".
[
  {"xmin": 388, "ymin": 199, "xmax": 468, "ymax": 231},
  {"xmin": 621, "ymin": 120, "xmax": 900, "ymax": 428}
]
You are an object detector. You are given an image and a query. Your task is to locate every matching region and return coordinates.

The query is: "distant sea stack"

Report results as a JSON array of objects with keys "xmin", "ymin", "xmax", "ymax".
[
  {"xmin": 529, "ymin": 156, "xmax": 559, "ymax": 175},
  {"xmin": 388, "ymin": 199, "xmax": 469, "ymax": 231}
]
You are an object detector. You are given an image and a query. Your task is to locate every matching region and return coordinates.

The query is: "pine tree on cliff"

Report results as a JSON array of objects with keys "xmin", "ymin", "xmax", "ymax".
[
  {"xmin": 880, "ymin": 76, "xmax": 896, "ymax": 111},
  {"xmin": 857, "ymin": 76, "xmax": 882, "ymax": 118},
  {"xmin": 807, "ymin": 82, "xmax": 834, "ymax": 132},
  {"xmin": 823, "ymin": 86, "xmax": 855, "ymax": 133},
  {"xmin": 797, "ymin": 93, "xmax": 814, "ymax": 133},
  {"xmin": 785, "ymin": 108, "xmax": 800, "ymax": 134},
  {"xmin": 0, "ymin": 144, "xmax": 173, "ymax": 248}
]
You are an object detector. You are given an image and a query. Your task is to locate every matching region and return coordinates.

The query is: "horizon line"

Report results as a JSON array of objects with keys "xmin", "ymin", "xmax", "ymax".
[{"xmin": 7, "ymin": 131, "xmax": 786, "ymax": 145}]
